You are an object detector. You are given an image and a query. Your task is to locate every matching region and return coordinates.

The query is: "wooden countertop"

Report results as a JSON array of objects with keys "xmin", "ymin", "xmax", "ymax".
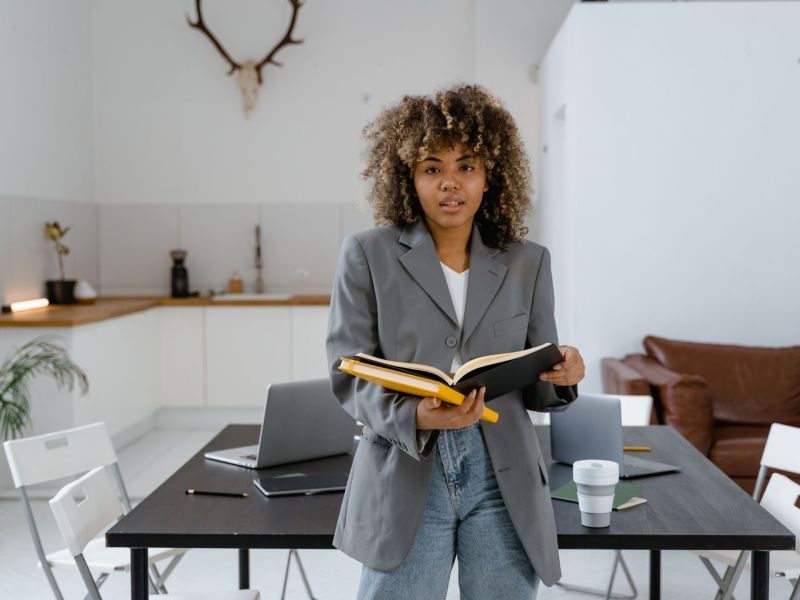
[{"xmin": 0, "ymin": 295, "xmax": 331, "ymax": 327}]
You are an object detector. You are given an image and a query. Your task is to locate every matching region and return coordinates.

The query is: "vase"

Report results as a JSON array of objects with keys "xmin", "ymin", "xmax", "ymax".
[{"xmin": 46, "ymin": 280, "xmax": 77, "ymax": 304}]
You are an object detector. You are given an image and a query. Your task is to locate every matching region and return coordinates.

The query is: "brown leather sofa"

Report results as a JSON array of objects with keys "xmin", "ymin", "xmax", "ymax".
[{"xmin": 602, "ymin": 335, "xmax": 800, "ymax": 493}]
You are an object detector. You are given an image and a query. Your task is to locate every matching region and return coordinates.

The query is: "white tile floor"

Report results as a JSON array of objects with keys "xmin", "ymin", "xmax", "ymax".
[{"xmin": 1, "ymin": 427, "xmax": 794, "ymax": 600}]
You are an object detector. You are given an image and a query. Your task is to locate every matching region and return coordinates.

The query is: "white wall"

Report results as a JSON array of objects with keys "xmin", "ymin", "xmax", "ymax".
[
  {"xmin": 2, "ymin": 0, "xmax": 560, "ymax": 301},
  {"xmin": 539, "ymin": 2, "xmax": 800, "ymax": 390},
  {"xmin": 0, "ymin": 0, "xmax": 93, "ymax": 202},
  {"xmin": 0, "ymin": 0, "xmax": 95, "ymax": 304},
  {"xmin": 91, "ymin": 0, "xmax": 481, "ymax": 205},
  {"xmin": 86, "ymin": 0, "xmax": 561, "ymax": 295},
  {"xmin": 473, "ymin": 0, "xmax": 539, "ymax": 236},
  {"xmin": 537, "ymin": 9, "xmax": 577, "ymax": 344}
]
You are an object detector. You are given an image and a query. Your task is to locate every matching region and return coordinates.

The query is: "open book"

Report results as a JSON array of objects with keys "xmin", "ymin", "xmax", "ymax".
[{"xmin": 338, "ymin": 342, "xmax": 564, "ymax": 424}]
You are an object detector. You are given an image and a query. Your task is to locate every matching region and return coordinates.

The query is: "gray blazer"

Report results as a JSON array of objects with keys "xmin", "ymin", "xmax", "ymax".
[{"xmin": 326, "ymin": 220, "xmax": 576, "ymax": 586}]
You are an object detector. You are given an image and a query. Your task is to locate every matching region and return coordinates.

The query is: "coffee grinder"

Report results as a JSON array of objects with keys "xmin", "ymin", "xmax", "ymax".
[{"xmin": 170, "ymin": 249, "xmax": 190, "ymax": 298}]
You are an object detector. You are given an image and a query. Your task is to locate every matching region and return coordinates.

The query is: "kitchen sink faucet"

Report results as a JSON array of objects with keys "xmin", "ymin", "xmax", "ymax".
[{"xmin": 254, "ymin": 224, "xmax": 264, "ymax": 293}]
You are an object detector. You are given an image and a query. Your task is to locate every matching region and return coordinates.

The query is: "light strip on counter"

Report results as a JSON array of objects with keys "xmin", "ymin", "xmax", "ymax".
[{"xmin": 1, "ymin": 298, "xmax": 50, "ymax": 313}]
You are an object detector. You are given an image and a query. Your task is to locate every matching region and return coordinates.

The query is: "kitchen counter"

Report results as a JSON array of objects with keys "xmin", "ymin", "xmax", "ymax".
[{"xmin": 0, "ymin": 295, "xmax": 331, "ymax": 327}]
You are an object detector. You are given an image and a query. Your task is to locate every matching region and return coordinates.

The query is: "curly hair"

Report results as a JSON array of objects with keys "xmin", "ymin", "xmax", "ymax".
[{"xmin": 361, "ymin": 84, "xmax": 531, "ymax": 250}]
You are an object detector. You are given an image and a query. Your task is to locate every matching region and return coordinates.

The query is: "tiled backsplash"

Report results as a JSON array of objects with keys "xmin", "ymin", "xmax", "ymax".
[
  {"xmin": 1, "ymin": 196, "xmax": 98, "ymax": 304},
  {"xmin": 0, "ymin": 197, "xmax": 374, "ymax": 303}
]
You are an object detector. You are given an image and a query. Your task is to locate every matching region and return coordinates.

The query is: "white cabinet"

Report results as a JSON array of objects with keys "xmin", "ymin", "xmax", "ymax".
[
  {"xmin": 205, "ymin": 307, "xmax": 292, "ymax": 407},
  {"xmin": 0, "ymin": 304, "xmax": 329, "ymax": 491},
  {"xmin": 71, "ymin": 310, "xmax": 161, "ymax": 435},
  {"xmin": 160, "ymin": 308, "xmax": 205, "ymax": 407},
  {"xmin": 0, "ymin": 305, "xmax": 330, "ymax": 427},
  {"xmin": 290, "ymin": 306, "xmax": 330, "ymax": 381},
  {"xmin": 0, "ymin": 311, "xmax": 162, "ymax": 442},
  {"xmin": 0, "ymin": 327, "xmax": 78, "ymax": 439}
]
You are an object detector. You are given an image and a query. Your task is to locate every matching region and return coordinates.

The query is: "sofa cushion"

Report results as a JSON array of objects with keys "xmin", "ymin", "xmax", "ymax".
[
  {"xmin": 710, "ymin": 425, "xmax": 770, "ymax": 478},
  {"xmin": 644, "ymin": 336, "xmax": 800, "ymax": 426}
]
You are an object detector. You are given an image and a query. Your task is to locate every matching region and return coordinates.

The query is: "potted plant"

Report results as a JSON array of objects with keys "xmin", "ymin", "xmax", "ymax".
[
  {"xmin": 0, "ymin": 336, "xmax": 88, "ymax": 440},
  {"xmin": 44, "ymin": 221, "xmax": 77, "ymax": 304}
]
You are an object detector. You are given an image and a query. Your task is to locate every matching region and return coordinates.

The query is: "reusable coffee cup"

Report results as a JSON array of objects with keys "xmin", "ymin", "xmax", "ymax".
[{"xmin": 573, "ymin": 459, "xmax": 620, "ymax": 528}]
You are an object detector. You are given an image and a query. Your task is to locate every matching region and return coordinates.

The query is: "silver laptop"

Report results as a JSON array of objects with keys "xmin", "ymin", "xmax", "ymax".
[
  {"xmin": 550, "ymin": 393, "xmax": 680, "ymax": 479},
  {"xmin": 205, "ymin": 378, "xmax": 357, "ymax": 469}
]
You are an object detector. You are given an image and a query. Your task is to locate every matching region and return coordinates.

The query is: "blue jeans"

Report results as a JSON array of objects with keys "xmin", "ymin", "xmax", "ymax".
[{"xmin": 357, "ymin": 424, "xmax": 539, "ymax": 600}]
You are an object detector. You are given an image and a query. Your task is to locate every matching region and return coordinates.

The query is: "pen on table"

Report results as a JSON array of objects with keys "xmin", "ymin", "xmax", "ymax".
[
  {"xmin": 623, "ymin": 446, "xmax": 651, "ymax": 452},
  {"xmin": 185, "ymin": 489, "xmax": 248, "ymax": 498}
]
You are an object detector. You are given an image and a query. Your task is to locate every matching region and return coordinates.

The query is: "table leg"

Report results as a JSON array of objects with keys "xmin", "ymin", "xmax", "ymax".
[
  {"xmin": 649, "ymin": 550, "xmax": 661, "ymax": 600},
  {"xmin": 131, "ymin": 548, "xmax": 148, "ymax": 600},
  {"xmin": 239, "ymin": 548, "xmax": 250, "ymax": 589},
  {"xmin": 751, "ymin": 550, "xmax": 769, "ymax": 600}
]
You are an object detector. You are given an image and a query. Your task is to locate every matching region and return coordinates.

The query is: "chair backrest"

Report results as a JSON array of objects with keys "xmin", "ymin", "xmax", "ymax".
[
  {"xmin": 3, "ymin": 422, "xmax": 117, "ymax": 488},
  {"xmin": 759, "ymin": 473, "xmax": 800, "ymax": 552},
  {"xmin": 530, "ymin": 393, "xmax": 654, "ymax": 427},
  {"xmin": 3, "ymin": 422, "xmax": 126, "ymax": 600},
  {"xmin": 49, "ymin": 466, "xmax": 123, "ymax": 558},
  {"xmin": 618, "ymin": 395, "xmax": 654, "ymax": 426},
  {"xmin": 760, "ymin": 423, "xmax": 800, "ymax": 475},
  {"xmin": 751, "ymin": 423, "xmax": 800, "ymax": 500}
]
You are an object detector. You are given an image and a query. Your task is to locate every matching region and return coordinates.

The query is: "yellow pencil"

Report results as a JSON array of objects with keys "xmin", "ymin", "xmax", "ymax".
[{"xmin": 623, "ymin": 446, "xmax": 651, "ymax": 452}]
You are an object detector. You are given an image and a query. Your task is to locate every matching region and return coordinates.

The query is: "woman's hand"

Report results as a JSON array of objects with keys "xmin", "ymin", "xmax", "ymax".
[
  {"xmin": 416, "ymin": 387, "xmax": 486, "ymax": 430},
  {"xmin": 540, "ymin": 345, "xmax": 585, "ymax": 387}
]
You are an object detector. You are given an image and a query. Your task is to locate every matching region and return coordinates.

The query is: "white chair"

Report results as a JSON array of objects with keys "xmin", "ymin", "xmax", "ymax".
[
  {"xmin": 556, "ymin": 393, "xmax": 654, "ymax": 600},
  {"xmin": 532, "ymin": 394, "xmax": 653, "ymax": 428},
  {"xmin": 3, "ymin": 422, "xmax": 186, "ymax": 599},
  {"xmin": 49, "ymin": 465, "xmax": 259, "ymax": 600},
  {"xmin": 694, "ymin": 423, "xmax": 800, "ymax": 600}
]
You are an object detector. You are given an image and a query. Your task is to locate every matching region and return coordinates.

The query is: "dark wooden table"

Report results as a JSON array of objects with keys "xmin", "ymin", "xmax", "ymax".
[
  {"xmin": 540, "ymin": 426, "xmax": 793, "ymax": 600},
  {"xmin": 106, "ymin": 424, "xmax": 794, "ymax": 599}
]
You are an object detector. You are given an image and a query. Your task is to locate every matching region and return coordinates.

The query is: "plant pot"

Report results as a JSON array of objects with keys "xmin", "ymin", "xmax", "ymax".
[{"xmin": 46, "ymin": 280, "xmax": 77, "ymax": 305}]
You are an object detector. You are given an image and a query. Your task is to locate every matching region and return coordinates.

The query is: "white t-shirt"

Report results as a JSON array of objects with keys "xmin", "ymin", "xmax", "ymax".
[
  {"xmin": 416, "ymin": 262, "xmax": 470, "ymax": 452},
  {"xmin": 440, "ymin": 261, "xmax": 469, "ymax": 373}
]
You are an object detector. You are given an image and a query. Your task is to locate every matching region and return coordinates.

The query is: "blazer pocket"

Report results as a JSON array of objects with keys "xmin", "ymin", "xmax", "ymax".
[
  {"xmin": 492, "ymin": 313, "xmax": 528, "ymax": 337},
  {"xmin": 537, "ymin": 454, "xmax": 550, "ymax": 486},
  {"xmin": 360, "ymin": 428, "xmax": 392, "ymax": 450}
]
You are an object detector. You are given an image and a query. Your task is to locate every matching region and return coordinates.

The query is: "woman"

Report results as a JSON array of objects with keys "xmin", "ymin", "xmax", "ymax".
[{"xmin": 326, "ymin": 84, "xmax": 585, "ymax": 599}]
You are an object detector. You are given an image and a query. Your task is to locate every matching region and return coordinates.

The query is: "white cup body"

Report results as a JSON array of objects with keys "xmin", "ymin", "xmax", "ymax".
[{"xmin": 573, "ymin": 460, "xmax": 620, "ymax": 528}]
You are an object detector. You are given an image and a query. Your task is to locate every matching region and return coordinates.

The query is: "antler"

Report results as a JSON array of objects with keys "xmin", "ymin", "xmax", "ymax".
[
  {"xmin": 187, "ymin": 0, "xmax": 304, "ymax": 115},
  {"xmin": 187, "ymin": 0, "xmax": 242, "ymax": 76},
  {"xmin": 254, "ymin": 0, "xmax": 304, "ymax": 84}
]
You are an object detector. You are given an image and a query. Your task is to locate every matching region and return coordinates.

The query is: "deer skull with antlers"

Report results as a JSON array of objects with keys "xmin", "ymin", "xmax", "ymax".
[{"xmin": 188, "ymin": 0, "xmax": 303, "ymax": 117}]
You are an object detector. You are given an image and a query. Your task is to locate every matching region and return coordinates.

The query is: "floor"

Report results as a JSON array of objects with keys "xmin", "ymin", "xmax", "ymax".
[{"xmin": 1, "ymin": 428, "xmax": 793, "ymax": 600}]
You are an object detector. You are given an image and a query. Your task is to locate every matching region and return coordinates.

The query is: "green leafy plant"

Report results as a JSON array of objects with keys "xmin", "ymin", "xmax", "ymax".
[
  {"xmin": 44, "ymin": 221, "xmax": 71, "ymax": 281},
  {"xmin": 0, "ymin": 336, "xmax": 88, "ymax": 440}
]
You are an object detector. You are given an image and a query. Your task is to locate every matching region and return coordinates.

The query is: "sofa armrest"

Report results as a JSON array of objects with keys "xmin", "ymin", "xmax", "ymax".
[
  {"xmin": 601, "ymin": 358, "xmax": 651, "ymax": 396},
  {"xmin": 622, "ymin": 354, "xmax": 714, "ymax": 455}
]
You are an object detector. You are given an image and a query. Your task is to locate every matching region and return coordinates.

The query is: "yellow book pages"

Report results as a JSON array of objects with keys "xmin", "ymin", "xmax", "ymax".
[
  {"xmin": 354, "ymin": 353, "xmax": 454, "ymax": 384},
  {"xmin": 338, "ymin": 358, "xmax": 499, "ymax": 424}
]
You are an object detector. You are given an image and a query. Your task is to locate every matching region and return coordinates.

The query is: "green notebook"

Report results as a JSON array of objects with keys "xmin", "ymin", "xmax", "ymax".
[{"xmin": 550, "ymin": 481, "xmax": 647, "ymax": 511}]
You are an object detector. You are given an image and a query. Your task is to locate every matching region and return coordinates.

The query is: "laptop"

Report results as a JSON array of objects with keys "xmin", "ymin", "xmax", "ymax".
[
  {"xmin": 550, "ymin": 393, "xmax": 680, "ymax": 479},
  {"xmin": 205, "ymin": 378, "xmax": 357, "ymax": 469}
]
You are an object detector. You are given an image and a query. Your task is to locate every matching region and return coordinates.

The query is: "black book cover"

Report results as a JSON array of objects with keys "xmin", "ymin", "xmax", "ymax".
[{"xmin": 453, "ymin": 343, "xmax": 564, "ymax": 402}]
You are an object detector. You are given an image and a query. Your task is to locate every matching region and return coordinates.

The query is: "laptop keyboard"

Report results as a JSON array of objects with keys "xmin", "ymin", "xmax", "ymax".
[
  {"xmin": 623, "ymin": 462, "xmax": 653, "ymax": 477},
  {"xmin": 622, "ymin": 455, "xmax": 679, "ymax": 478}
]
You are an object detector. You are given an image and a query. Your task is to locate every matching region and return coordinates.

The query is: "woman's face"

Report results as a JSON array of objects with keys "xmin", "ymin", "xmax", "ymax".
[{"xmin": 413, "ymin": 143, "xmax": 488, "ymax": 239}]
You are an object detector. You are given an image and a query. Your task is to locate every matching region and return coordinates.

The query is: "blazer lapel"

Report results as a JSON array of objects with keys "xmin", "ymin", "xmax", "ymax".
[
  {"xmin": 398, "ymin": 221, "xmax": 459, "ymax": 327},
  {"xmin": 462, "ymin": 225, "xmax": 508, "ymax": 345}
]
